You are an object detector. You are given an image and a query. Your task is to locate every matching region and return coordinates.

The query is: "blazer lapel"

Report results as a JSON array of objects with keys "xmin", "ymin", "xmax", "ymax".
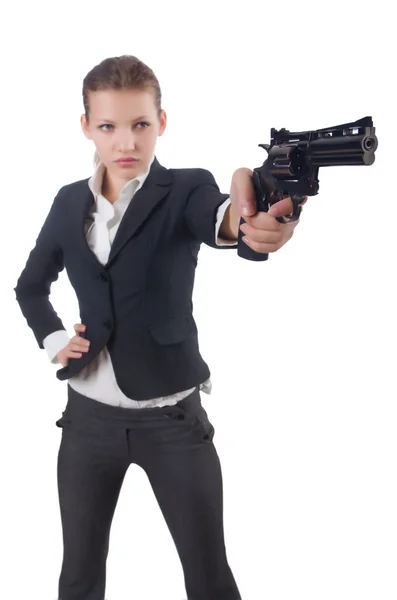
[
  {"xmin": 78, "ymin": 157, "xmax": 173, "ymax": 269},
  {"xmin": 107, "ymin": 157, "xmax": 172, "ymax": 266}
]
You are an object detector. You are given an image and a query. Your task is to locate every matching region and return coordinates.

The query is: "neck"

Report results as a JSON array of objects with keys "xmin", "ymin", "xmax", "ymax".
[{"xmin": 102, "ymin": 167, "xmax": 132, "ymax": 204}]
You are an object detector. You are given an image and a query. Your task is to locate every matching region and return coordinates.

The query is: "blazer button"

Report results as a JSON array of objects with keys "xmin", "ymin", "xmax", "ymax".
[
  {"xmin": 99, "ymin": 272, "xmax": 109, "ymax": 282},
  {"xmin": 103, "ymin": 318, "xmax": 112, "ymax": 329}
]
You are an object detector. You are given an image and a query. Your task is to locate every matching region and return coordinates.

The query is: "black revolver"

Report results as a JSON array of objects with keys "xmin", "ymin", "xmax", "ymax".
[{"xmin": 237, "ymin": 116, "xmax": 378, "ymax": 261}]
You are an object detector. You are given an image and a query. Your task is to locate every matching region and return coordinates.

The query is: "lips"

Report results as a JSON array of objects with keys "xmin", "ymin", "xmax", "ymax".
[{"xmin": 116, "ymin": 158, "xmax": 138, "ymax": 163}]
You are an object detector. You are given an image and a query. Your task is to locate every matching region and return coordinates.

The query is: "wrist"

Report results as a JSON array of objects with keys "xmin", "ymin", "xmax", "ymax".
[{"xmin": 220, "ymin": 203, "xmax": 239, "ymax": 240}]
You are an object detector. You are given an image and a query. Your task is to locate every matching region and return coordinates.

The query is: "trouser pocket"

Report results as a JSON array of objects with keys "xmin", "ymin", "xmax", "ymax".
[{"xmin": 162, "ymin": 403, "xmax": 215, "ymax": 442}]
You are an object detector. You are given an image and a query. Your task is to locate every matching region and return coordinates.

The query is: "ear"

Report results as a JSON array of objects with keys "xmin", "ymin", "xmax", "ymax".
[
  {"xmin": 80, "ymin": 114, "xmax": 92, "ymax": 140},
  {"xmin": 158, "ymin": 110, "xmax": 167, "ymax": 137}
]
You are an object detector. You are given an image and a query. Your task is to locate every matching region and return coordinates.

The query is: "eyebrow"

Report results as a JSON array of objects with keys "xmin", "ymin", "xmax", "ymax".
[{"xmin": 96, "ymin": 115, "xmax": 150, "ymax": 123}]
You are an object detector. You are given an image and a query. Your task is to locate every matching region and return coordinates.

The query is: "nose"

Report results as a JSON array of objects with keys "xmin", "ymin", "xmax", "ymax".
[{"xmin": 117, "ymin": 130, "xmax": 137, "ymax": 151}]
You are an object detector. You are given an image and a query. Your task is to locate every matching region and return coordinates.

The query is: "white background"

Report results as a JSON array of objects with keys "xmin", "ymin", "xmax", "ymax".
[{"xmin": 1, "ymin": 1, "xmax": 395, "ymax": 599}]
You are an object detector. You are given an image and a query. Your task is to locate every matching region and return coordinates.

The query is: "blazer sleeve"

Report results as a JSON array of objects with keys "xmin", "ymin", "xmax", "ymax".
[
  {"xmin": 183, "ymin": 169, "xmax": 238, "ymax": 249},
  {"xmin": 14, "ymin": 187, "xmax": 67, "ymax": 349}
]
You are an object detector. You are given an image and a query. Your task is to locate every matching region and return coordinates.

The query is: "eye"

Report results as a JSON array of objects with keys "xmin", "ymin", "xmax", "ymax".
[{"xmin": 98, "ymin": 122, "xmax": 149, "ymax": 132}]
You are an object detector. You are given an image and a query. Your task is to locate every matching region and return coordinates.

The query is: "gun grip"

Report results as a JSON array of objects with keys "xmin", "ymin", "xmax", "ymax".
[
  {"xmin": 237, "ymin": 170, "xmax": 270, "ymax": 261},
  {"xmin": 237, "ymin": 218, "xmax": 269, "ymax": 261}
]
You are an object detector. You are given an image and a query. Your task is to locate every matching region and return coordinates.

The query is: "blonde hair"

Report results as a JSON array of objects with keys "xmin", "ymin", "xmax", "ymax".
[{"xmin": 82, "ymin": 55, "xmax": 162, "ymax": 166}]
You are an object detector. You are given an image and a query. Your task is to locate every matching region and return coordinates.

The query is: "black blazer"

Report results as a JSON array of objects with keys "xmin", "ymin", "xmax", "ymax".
[{"xmin": 14, "ymin": 157, "xmax": 237, "ymax": 399}]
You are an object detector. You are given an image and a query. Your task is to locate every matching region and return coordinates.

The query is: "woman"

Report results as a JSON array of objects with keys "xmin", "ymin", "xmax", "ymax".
[{"xmin": 14, "ymin": 54, "xmax": 298, "ymax": 600}]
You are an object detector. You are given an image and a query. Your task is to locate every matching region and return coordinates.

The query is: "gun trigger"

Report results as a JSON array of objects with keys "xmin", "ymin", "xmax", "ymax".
[{"xmin": 275, "ymin": 195, "xmax": 302, "ymax": 224}]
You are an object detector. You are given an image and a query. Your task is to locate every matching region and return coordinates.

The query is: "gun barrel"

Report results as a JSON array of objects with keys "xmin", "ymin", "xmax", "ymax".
[
  {"xmin": 310, "ymin": 153, "xmax": 375, "ymax": 166},
  {"xmin": 308, "ymin": 135, "xmax": 377, "ymax": 166}
]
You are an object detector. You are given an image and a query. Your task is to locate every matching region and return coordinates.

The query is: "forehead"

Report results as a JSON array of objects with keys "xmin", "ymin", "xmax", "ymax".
[{"xmin": 88, "ymin": 88, "xmax": 157, "ymax": 120}]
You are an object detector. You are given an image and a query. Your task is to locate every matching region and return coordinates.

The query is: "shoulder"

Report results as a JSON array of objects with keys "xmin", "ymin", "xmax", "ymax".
[
  {"xmin": 56, "ymin": 177, "xmax": 90, "ymax": 196},
  {"xmin": 51, "ymin": 177, "xmax": 90, "ymax": 206},
  {"xmin": 170, "ymin": 167, "xmax": 218, "ymax": 188}
]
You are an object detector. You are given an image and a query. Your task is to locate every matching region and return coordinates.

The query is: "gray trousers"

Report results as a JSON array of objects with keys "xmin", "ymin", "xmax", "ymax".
[{"xmin": 55, "ymin": 384, "xmax": 242, "ymax": 600}]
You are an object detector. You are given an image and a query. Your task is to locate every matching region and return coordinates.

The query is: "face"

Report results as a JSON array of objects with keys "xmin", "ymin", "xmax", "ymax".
[{"xmin": 81, "ymin": 87, "xmax": 167, "ymax": 184}]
